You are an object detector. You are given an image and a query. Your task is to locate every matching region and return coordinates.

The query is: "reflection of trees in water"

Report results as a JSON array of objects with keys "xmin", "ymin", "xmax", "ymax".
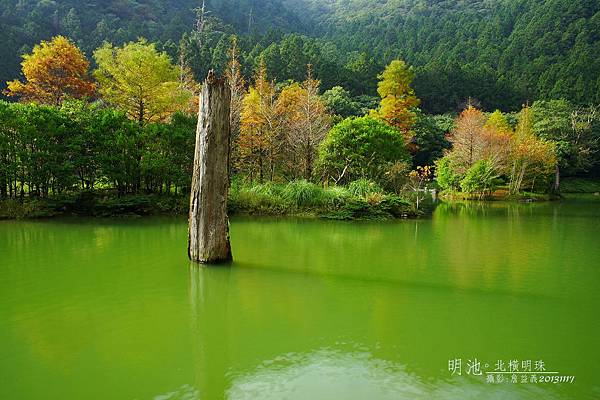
[
  {"xmin": 180, "ymin": 210, "xmax": 597, "ymax": 400},
  {"xmin": 434, "ymin": 200, "xmax": 544, "ymax": 219},
  {"xmin": 433, "ymin": 200, "xmax": 597, "ymax": 298}
]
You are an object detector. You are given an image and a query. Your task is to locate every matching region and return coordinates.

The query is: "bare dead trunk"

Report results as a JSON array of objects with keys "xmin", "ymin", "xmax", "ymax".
[
  {"xmin": 188, "ymin": 71, "xmax": 232, "ymax": 264},
  {"xmin": 553, "ymin": 165, "xmax": 560, "ymax": 193}
]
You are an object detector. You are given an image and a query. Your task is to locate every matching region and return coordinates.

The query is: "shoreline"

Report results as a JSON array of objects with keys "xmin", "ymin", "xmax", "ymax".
[
  {"xmin": 0, "ymin": 191, "xmax": 430, "ymax": 221},
  {"xmin": 2, "ymin": 191, "xmax": 598, "ymax": 222}
]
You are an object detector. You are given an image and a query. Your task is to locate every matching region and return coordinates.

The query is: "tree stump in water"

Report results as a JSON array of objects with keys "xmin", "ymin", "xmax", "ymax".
[{"xmin": 188, "ymin": 71, "xmax": 232, "ymax": 264}]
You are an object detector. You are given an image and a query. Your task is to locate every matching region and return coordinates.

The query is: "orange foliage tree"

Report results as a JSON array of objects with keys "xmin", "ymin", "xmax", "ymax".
[
  {"xmin": 276, "ymin": 66, "xmax": 330, "ymax": 180},
  {"xmin": 4, "ymin": 36, "xmax": 95, "ymax": 105},
  {"xmin": 482, "ymin": 109, "xmax": 512, "ymax": 171},
  {"xmin": 447, "ymin": 105, "xmax": 488, "ymax": 173},
  {"xmin": 239, "ymin": 59, "xmax": 280, "ymax": 182}
]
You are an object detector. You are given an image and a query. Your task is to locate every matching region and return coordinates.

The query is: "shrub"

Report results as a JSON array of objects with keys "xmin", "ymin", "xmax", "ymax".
[
  {"xmin": 435, "ymin": 156, "xmax": 462, "ymax": 190},
  {"xmin": 323, "ymin": 193, "xmax": 412, "ymax": 220},
  {"xmin": 383, "ymin": 160, "xmax": 411, "ymax": 193},
  {"xmin": 228, "ymin": 181, "xmax": 289, "ymax": 215},
  {"xmin": 248, "ymin": 181, "xmax": 285, "ymax": 198},
  {"xmin": 460, "ymin": 159, "xmax": 500, "ymax": 194}
]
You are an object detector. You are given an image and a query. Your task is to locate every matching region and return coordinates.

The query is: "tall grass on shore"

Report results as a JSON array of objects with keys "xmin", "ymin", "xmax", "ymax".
[{"xmin": 229, "ymin": 179, "xmax": 421, "ymax": 219}]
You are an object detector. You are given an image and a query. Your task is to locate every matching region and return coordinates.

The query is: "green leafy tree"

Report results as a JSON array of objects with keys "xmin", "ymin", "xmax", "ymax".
[
  {"xmin": 141, "ymin": 113, "xmax": 196, "ymax": 194},
  {"xmin": 317, "ymin": 116, "xmax": 410, "ymax": 185},
  {"xmin": 412, "ymin": 111, "xmax": 452, "ymax": 167},
  {"xmin": 95, "ymin": 109, "xmax": 143, "ymax": 194},
  {"xmin": 532, "ymin": 100, "xmax": 598, "ymax": 189},
  {"xmin": 60, "ymin": 101, "xmax": 105, "ymax": 189},
  {"xmin": 0, "ymin": 102, "xmax": 19, "ymax": 198},
  {"xmin": 460, "ymin": 159, "xmax": 500, "ymax": 196},
  {"xmin": 434, "ymin": 156, "xmax": 461, "ymax": 191},
  {"xmin": 321, "ymin": 86, "xmax": 362, "ymax": 119}
]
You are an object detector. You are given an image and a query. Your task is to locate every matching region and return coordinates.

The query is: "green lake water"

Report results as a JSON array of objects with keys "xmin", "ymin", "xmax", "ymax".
[{"xmin": 1, "ymin": 200, "xmax": 599, "ymax": 399}]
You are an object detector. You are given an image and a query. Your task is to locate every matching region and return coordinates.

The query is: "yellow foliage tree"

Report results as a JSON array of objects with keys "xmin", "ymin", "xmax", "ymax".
[
  {"xmin": 4, "ymin": 36, "xmax": 95, "ymax": 105},
  {"xmin": 93, "ymin": 39, "xmax": 193, "ymax": 125},
  {"xmin": 483, "ymin": 109, "xmax": 512, "ymax": 171},
  {"xmin": 508, "ymin": 106, "xmax": 557, "ymax": 194},
  {"xmin": 226, "ymin": 36, "xmax": 246, "ymax": 171},
  {"xmin": 371, "ymin": 59, "xmax": 420, "ymax": 142},
  {"xmin": 485, "ymin": 110, "xmax": 512, "ymax": 134}
]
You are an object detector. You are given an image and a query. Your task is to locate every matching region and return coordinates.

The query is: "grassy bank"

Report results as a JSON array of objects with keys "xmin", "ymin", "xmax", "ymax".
[
  {"xmin": 439, "ymin": 188, "xmax": 557, "ymax": 202},
  {"xmin": 438, "ymin": 177, "xmax": 600, "ymax": 202},
  {"xmin": 0, "ymin": 191, "xmax": 189, "ymax": 219},
  {"xmin": 560, "ymin": 177, "xmax": 600, "ymax": 194},
  {"xmin": 558, "ymin": 177, "xmax": 600, "ymax": 200},
  {"xmin": 0, "ymin": 180, "xmax": 433, "ymax": 221},
  {"xmin": 229, "ymin": 179, "xmax": 432, "ymax": 220}
]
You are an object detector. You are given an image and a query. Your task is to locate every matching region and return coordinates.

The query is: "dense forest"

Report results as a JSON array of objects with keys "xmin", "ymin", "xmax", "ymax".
[{"xmin": 1, "ymin": 0, "xmax": 599, "ymax": 113}]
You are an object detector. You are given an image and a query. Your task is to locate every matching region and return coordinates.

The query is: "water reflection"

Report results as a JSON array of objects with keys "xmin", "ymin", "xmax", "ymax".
[
  {"xmin": 1, "ymin": 203, "xmax": 598, "ymax": 400},
  {"xmin": 153, "ymin": 384, "xmax": 199, "ymax": 400},
  {"xmin": 187, "ymin": 265, "xmax": 578, "ymax": 400},
  {"xmin": 226, "ymin": 349, "xmax": 567, "ymax": 400}
]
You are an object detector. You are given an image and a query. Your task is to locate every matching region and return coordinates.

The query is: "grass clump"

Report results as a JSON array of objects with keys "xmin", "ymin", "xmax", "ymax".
[
  {"xmin": 321, "ymin": 185, "xmax": 352, "ymax": 207},
  {"xmin": 228, "ymin": 180, "xmax": 290, "ymax": 215},
  {"xmin": 347, "ymin": 179, "xmax": 383, "ymax": 198},
  {"xmin": 282, "ymin": 180, "xmax": 325, "ymax": 208}
]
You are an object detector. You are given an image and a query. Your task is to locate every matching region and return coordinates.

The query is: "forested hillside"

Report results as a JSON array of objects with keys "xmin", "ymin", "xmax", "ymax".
[
  {"xmin": 1, "ymin": 0, "xmax": 599, "ymax": 113},
  {"xmin": 0, "ymin": 0, "xmax": 303, "ymax": 96},
  {"xmin": 285, "ymin": 0, "xmax": 600, "ymax": 112}
]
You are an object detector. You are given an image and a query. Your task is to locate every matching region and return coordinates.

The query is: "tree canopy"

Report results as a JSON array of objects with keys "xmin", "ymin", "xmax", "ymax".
[
  {"xmin": 4, "ymin": 36, "xmax": 95, "ymax": 104},
  {"xmin": 93, "ymin": 39, "xmax": 193, "ymax": 124},
  {"xmin": 317, "ymin": 116, "xmax": 410, "ymax": 186}
]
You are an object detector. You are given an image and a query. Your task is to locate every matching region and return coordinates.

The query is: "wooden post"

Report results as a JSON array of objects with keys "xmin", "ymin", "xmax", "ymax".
[{"xmin": 188, "ymin": 71, "xmax": 232, "ymax": 264}]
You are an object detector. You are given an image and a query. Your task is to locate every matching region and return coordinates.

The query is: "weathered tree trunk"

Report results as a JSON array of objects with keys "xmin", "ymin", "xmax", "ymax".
[
  {"xmin": 188, "ymin": 71, "xmax": 233, "ymax": 264},
  {"xmin": 553, "ymin": 165, "xmax": 560, "ymax": 193}
]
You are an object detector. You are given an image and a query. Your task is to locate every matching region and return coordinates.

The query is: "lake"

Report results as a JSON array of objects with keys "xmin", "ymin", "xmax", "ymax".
[{"xmin": 1, "ymin": 200, "xmax": 599, "ymax": 399}]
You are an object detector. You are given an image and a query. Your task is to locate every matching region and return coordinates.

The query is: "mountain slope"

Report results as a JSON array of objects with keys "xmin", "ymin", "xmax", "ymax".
[
  {"xmin": 0, "ymin": 0, "xmax": 303, "ymax": 92},
  {"xmin": 285, "ymin": 0, "xmax": 600, "ymax": 111},
  {"xmin": 1, "ymin": 0, "xmax": 599, "ymax": 112}
]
